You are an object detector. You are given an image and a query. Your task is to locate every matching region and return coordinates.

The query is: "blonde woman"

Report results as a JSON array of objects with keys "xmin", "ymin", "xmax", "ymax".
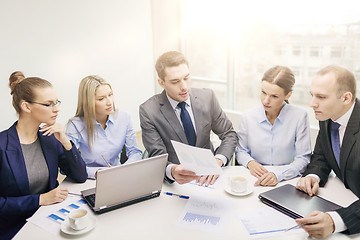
[
  {"xmin": 66, "ymin": 75, "xmax": 142, "ymax": 179},
  {"xmin": 0, "ymin": 72, "xmax": 87, "ymax": 239},
  {"xmin": 236, "ymin": 66, "xmax": 311, "ymax": 186}
]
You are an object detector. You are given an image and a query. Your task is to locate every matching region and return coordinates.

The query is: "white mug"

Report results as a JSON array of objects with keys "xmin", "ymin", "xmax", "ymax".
[
  {"xmin": 229, "ymin": 176, "xmax": 248, "ymax": 193},
  {"xmin": 68, "ymin": 209, "xmax": 90, "ymax": 231}
]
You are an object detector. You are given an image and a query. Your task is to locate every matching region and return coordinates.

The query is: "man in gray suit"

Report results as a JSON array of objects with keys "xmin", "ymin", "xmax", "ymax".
[
  {"xmin": 296, "ymin": 65, "xmax": 360, "ymax": 238},
  {"xmin": 140, "ymin": 51, "xmax": 237, "ymax": 186}
]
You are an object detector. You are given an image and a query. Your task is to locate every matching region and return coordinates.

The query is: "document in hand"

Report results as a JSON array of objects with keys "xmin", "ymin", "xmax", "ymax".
[{"xmin": 171, "ymin": 140, "xmax": 222, "ymax": 176}]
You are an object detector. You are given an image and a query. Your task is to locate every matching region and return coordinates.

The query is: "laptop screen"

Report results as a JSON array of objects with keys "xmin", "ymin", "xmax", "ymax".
[{"xmin": 82, "ymin": 154, "xmax": 168, "ymax": 213}]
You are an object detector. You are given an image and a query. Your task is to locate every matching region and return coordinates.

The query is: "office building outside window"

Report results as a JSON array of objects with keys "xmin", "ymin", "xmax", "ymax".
[{"xmin": 180, "ymin": 0, "xmax": 360, "ymax": 127}]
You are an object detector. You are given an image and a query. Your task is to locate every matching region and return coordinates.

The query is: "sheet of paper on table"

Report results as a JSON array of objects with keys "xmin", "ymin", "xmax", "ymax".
[
  {"xmin": 237, "ymin": 207, "xmax": 306, "ymax": 239},
  {"xmin": 176, "ymin": 194, "xmax": 234, "ymax": 233},
  {"xmin": 27, "ymin": 196, "xmax": 92, "ymax": 235},
  {"xmin": 171, "ymin": 140, "xmax": 222, "ymax": 176}
]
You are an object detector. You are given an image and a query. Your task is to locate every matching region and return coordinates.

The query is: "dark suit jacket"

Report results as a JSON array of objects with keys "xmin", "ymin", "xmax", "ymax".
[
  {"xmin": 303, "ymin": 99, "xmax": 360, "ymax": 234},
  {"xmin": 0, "ymin": 122, "xmax": 87, "ymax": 240},
  {"xmin": 139, "ymin": 88, "xmax": 238, "ymax": 182}
]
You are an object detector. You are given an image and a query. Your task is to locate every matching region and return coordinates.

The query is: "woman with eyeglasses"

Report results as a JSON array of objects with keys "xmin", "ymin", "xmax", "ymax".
[
  {"xmin": 236, "ymin": 66, "xmax": 312, "ymax": 186},
  {"xmin": 0, "ymin": 71, "xmax": 87, "ymax": 239},
  {"xmin": 66, "ymin": 75, "xmax": 142, "ymax": 179}
]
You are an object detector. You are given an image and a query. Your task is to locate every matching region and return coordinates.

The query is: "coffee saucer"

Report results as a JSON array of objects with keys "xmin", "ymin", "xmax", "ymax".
[
  {"xmin": 60, "ymin": 216, "xmax": 96, "ymax": 235},
  {"xmin": 225, "ymin": 184, "xmax": 254, "ymax": 196}
]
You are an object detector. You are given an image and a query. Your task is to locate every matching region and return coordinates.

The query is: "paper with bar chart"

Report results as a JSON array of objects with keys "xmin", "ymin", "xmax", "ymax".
[
  {"xmin": 176, "ymin": 194, "xmax": 234, "ymax": 232},
  {"xmin": 27, "ymin": 196, "xmax": 91, "ymax": 234}
]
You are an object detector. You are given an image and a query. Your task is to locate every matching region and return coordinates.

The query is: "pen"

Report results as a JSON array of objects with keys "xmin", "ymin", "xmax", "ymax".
[
  {"xmin": 164, "ymin": 192, "xmax": 190, "ymax": 199},
  {"xmin": 101, "ymin": 155, "xmax": 112, "ymax": 167},
  {"xmin": 68, "ymin": 192, "xmax": 82, "ymax": 196},
  {"xmin": 285, "ymin": 223, "xmax": 306, "ymax": 232}
]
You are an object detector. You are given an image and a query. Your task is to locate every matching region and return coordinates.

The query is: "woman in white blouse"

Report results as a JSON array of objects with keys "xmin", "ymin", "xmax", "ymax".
[{"xmin": 236, "ymin": 66, "xmax": 312, "ymax": 186}]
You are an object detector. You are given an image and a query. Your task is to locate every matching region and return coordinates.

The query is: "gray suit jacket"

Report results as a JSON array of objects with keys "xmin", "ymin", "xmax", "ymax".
[
  {"xmin": 139, "ymin": 88, "xmax": 237, "ymax": 177},
  {"xmin": 303, "ymin": 99, "xmax": 360, "ymax": 235}
]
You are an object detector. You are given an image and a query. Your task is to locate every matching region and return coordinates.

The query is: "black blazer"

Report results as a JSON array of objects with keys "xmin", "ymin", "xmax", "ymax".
[
  {"xmin": 304, "ymin": 99, "xmax": 360, "ymax": 234},
  {"xmin": 0, "ymin": 122, "xmax": 87, "ymax": 240}
]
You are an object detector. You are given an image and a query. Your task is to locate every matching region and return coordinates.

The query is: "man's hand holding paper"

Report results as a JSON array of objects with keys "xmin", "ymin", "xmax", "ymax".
[{"xmin": 171, "ymin": 140, "xmax": 223, "ymax": 186}]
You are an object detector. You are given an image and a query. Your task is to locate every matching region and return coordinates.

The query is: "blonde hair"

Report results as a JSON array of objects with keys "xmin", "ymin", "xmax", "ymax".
[
  {"xmin": 317, "ymin": 65, "xmax": 356, "ymax": 101},
  {"xmin": 155, "ymin": 51, "xmax": 188, "ymax": 80},
  {"xmin": 262, "ymin": 66, "xmax": 295, "ymax": 104},
  {"xmin": 72, "ymin": 75, "xmax": 114, "ymax": 150},
  {"xmin": 9, "ymin": 71, "xmax": 52, "ymax": 114}
]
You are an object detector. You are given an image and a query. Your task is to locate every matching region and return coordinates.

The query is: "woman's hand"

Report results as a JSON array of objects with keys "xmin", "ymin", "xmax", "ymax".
[
  {"xmin": 254, "ymin": 172, "xmax": 278, "ymax": 186},
  {"xmin": 247, "ymin": 160, "xmax": 268, "ymax": 178},
  {"xmin": 40, "ymin": 123, "xmax": 72, "ymax": 150},
  {"xmin": 39, "ymin": 188, "xmax": 68, "ymax": 206}
]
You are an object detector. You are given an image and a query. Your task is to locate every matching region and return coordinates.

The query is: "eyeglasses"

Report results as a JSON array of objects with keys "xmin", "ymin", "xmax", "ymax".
[{"xmin": 27, "ymin": 100, "xmax": 61, "ymax": 108}]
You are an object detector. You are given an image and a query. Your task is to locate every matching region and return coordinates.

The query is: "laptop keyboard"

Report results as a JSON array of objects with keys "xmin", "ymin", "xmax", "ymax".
[{"xmin": 85, "ymin": 194, "xmax": 96, "ymax": 207}]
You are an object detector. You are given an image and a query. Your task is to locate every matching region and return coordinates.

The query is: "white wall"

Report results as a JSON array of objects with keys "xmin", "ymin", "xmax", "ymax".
[
  {"xmin": 0, "ymin": 0, "xmax": 155, "ymax": 131},
  {"xmin": 151, "ymin": 0, "xmax": 181, "ymax": 92}
]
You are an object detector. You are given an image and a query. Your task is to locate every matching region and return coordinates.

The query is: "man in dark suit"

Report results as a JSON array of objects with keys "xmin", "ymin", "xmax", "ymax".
[
  {"xmin": 140, "ymin": 51, "xmax": 237, "ymax": 186},
  {"xmin": 296, "ymin": 65, "xmax": 360, "ymax": 238}
]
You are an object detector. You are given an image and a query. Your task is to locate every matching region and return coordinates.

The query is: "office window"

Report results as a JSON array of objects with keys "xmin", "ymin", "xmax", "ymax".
[
  {"xmin": 309, "ymin": 47, "xmax": 322, "ymax": 57},
  {"xmin": 275, "ymin": 46, "xmax": 284, "ymax": 56},
  {"xmin": 331, "ymin": 46, "xmax": 343, "ymax": 58},
  {"xmin": 292, "ymin": 66, "xmax": 302, "ymax": 78},
  {"xmin": 292, "ymin": 46, "xmax": 302, "ymax": 56},
  {"xmin": 180, "ymin": 0, "xmax": 360, "ymax": 126},
  {"xmin": 308, "ymin": 67, "xmax": 318, "ymax": 77},
  {"xmin": 185, "ymin": 32, "xmax": 228, "ymax": 81}
]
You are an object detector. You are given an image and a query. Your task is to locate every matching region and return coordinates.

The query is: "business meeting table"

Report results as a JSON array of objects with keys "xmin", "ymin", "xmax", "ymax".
[{"xmin": 14, "ymin": 166, "xmax": 360, "ymax": 240}]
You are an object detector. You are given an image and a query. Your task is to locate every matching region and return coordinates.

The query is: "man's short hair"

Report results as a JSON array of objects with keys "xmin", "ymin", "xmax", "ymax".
[
  {"xmin": 155, "ymin": 51, "xmax": 188, "ymax": 80},
  {"xmin": 317, "ymin": 65, "xmax": 357, "ymax": 101}
]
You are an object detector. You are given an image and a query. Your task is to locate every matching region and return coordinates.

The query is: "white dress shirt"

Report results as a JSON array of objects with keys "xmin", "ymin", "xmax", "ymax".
[{"xmin": 236, "ymin": 104, "xmax": 311, "ymax": 182}]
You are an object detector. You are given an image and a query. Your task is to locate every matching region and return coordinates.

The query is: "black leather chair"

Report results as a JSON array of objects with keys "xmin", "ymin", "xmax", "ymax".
[{"xmin": 120, "ymin": 145, "xmax": 128, "ymax": 164}]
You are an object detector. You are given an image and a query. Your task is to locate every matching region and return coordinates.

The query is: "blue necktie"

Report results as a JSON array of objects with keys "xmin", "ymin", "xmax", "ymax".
[
  {"xmin": 330, "ymin": 120, "xmax": 341, "ymax": 166},
  {"xmin": 178, "ymin": 102, "xmax": 196, "ymax": 146}
]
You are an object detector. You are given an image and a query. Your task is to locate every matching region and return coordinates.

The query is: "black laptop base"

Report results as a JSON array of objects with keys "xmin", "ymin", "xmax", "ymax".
[
  {"xmin": 83, "ymin": 191, "xmax": 161, "ymax": 214},
  {"xmin": 258, "ymin": 184, "xmax": 342, "ymax": 219},
  {"xmin": 259, "ymin": 196, "xmax": 302, "ymax": 219}
]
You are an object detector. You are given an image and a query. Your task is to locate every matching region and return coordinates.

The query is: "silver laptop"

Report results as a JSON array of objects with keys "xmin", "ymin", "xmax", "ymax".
[{"xmin": 81, "ymin": 154, "xmax": 168, "ymax": 214}]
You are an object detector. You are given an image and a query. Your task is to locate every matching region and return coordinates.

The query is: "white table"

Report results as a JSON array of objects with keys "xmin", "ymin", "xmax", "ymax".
[{"xmin": 14, "ymin": 166, "xmax": 360, "ymax": 240}]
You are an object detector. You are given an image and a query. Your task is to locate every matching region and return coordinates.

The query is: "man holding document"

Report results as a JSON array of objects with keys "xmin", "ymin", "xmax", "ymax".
[
  {"xmin": 140, "ymin": 51, "xmax": 237, "ymax": 186},
  {"xmin": 296, "ymin": 65, "xmax": 360, "ymax": 238}
]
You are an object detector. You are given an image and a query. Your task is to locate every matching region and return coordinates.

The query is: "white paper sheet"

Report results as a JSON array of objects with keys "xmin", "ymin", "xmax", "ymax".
[
  {"xmin": 27, "ymin": 196, "xmax": 92, "ymax": 234},
  {"xmin": 237, "ymin": 207, "xmax": 306, "ymax": 239},
  {"xmin": 171, "ymin": 140, "xmax": 222, "ymax": 175},
  {"xmin": 176, "ymin": 194, "xmax": 234, "ymax": 233}
]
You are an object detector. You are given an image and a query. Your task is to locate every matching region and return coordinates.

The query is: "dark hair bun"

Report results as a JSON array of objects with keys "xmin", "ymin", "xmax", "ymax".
[{"xmin": 9, "ymin": 71, "xmax": 25, "ymax": 94}]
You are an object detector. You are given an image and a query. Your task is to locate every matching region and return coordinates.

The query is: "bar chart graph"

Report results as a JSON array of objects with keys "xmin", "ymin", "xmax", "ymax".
[{"xmin": 177, "ymin": 194, "xmax": 234, "ymax": 232}]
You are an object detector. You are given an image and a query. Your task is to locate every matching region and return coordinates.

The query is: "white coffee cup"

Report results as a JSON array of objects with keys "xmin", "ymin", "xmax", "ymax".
[
  {"xmin": 229, "ymin": 176, "xmax": 248, "ymax": 193},
  {"xmin": 68, "ymin": 209, "xmax": 90, "ymax": 231}
]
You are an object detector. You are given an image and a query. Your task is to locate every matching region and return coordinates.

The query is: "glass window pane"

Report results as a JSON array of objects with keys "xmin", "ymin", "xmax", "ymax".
[
  {"xmin": 181, "ymin": 0, "xmax": 360, "ymax": 127},
  {"xmin": 185, "ymin": 32, "xmax": 228, "ymax": 81},
  {"xmin": 191, "ymin": 80, "xmax": 227, "ymax": 108}
]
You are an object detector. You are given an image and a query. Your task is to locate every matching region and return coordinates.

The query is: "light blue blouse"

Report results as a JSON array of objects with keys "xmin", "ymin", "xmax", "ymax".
[
  {"xmin": 66, "ymin": 111, "xmax": 142, "ymax": 179},
  {"xmin": 235, "ymin": 104, "xmax": 311, "ymax": 182}
]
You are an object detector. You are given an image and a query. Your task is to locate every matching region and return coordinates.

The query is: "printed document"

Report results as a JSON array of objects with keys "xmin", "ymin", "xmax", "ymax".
[
  {"xmin": 177, "ymin": 194, "xmax": 234, "ymax": 233},
  {"xmin": 171, "ymin": 140, "xmax": 222, "ymax": 175},
  {"xmin": 27, "ymin": 196, "xmax": 92, "ymax": 234},
  {"xmin": 237, "ymin": 207, "xmax": 306, "ymax": 239}
]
